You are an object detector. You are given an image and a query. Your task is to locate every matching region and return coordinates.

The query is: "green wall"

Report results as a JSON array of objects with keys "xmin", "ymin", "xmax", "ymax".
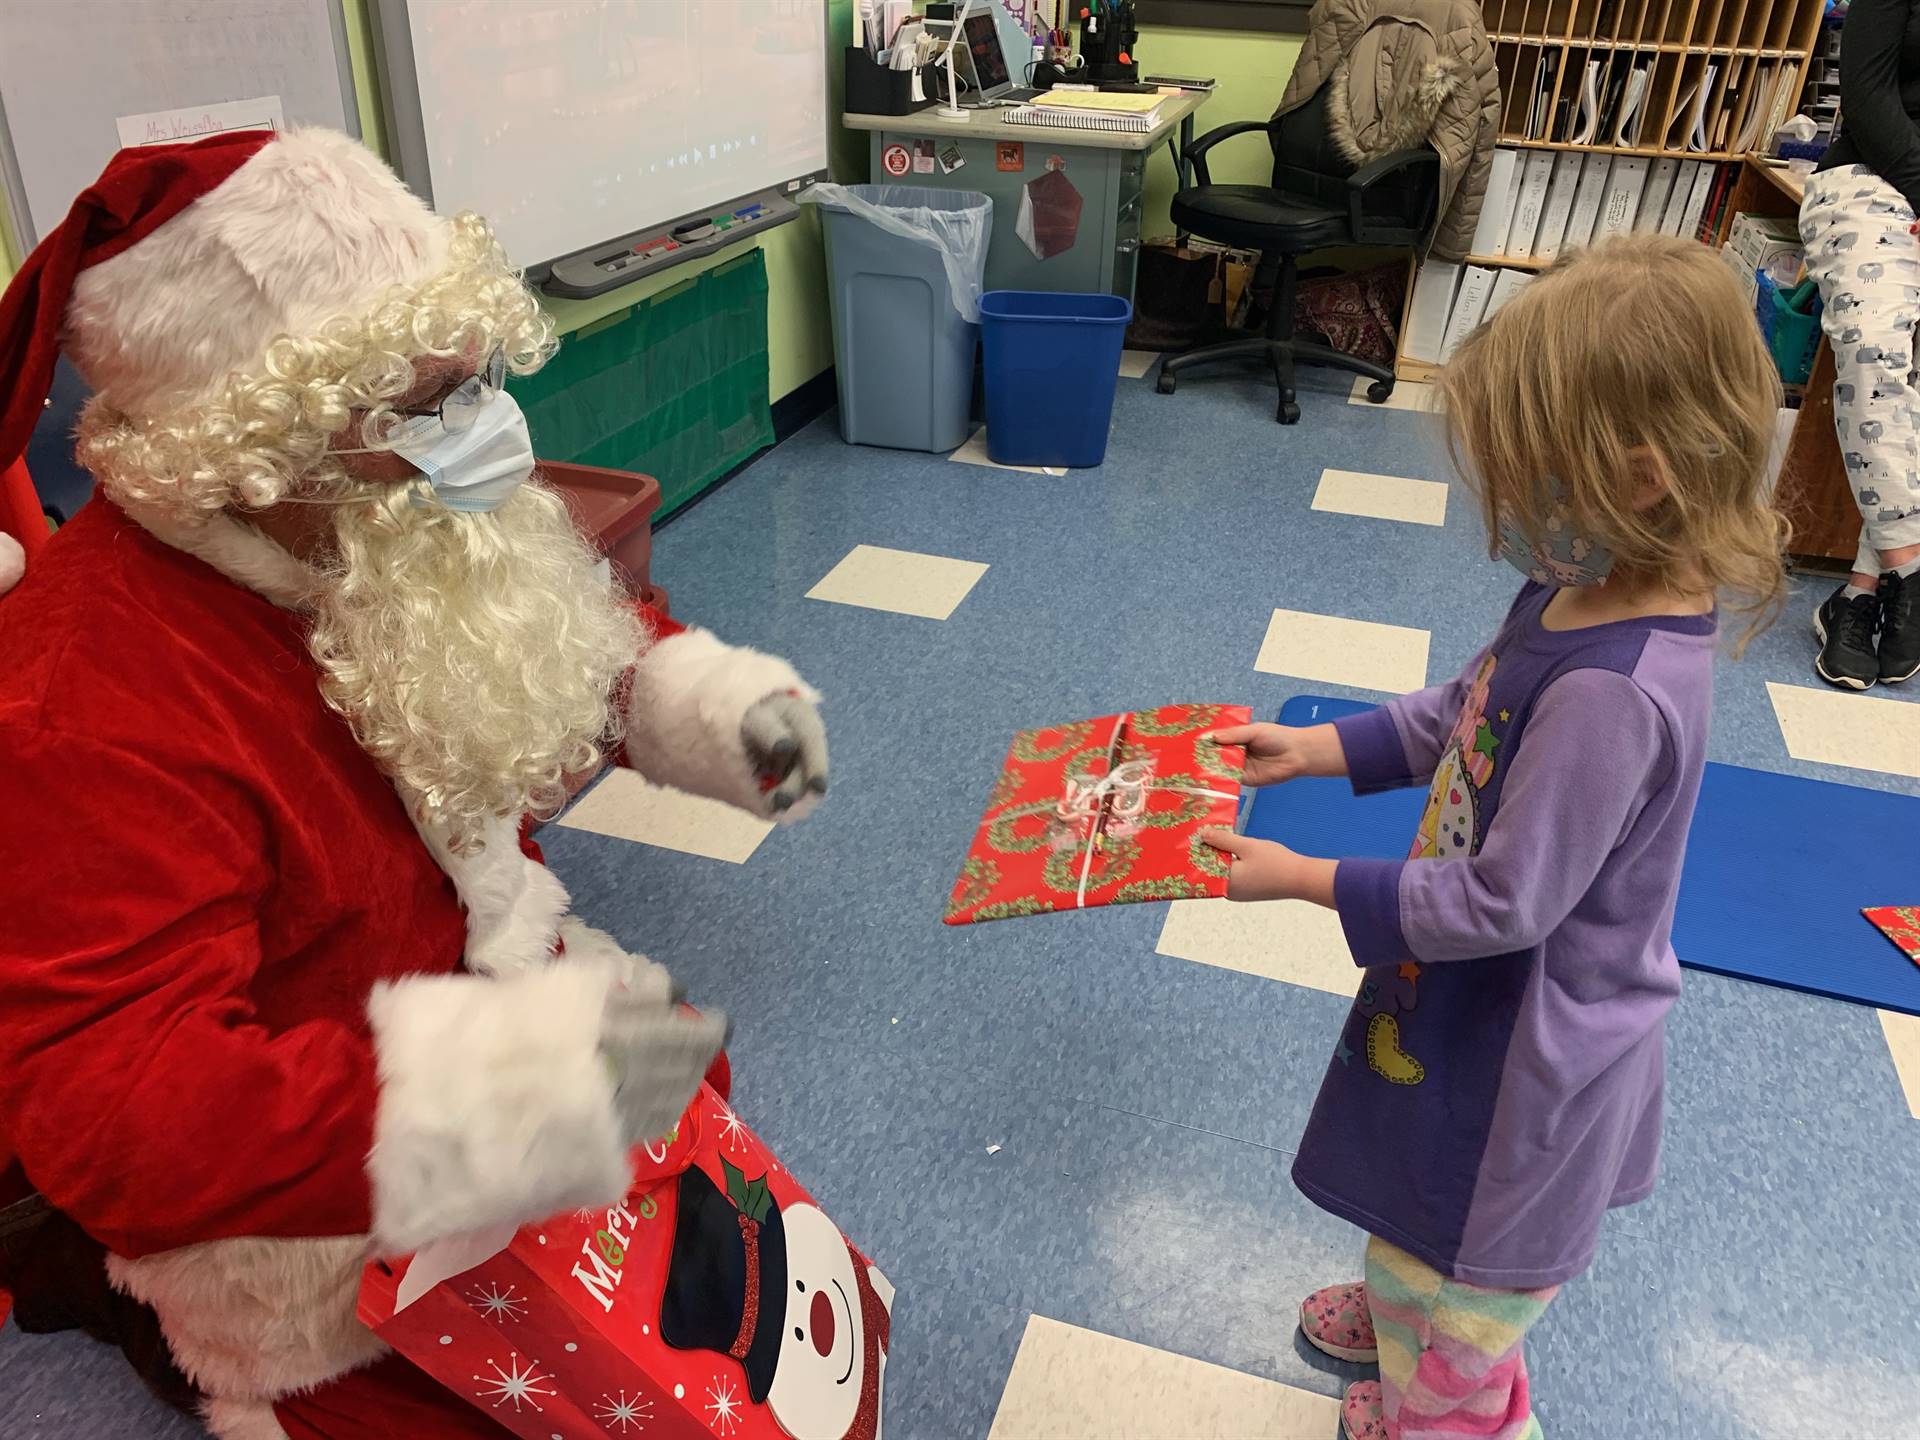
[{"xmin": 1134, "ymin": 26, "xmax": 1304, "ymax": 235}]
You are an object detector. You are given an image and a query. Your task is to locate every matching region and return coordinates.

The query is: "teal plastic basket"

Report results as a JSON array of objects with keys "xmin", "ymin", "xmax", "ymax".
[{"xmin": 1755, "ymin": 272, "xmax": 1822, "ymax": 387}]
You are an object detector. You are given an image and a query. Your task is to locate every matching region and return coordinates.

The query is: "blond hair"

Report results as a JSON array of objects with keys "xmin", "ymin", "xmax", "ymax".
[
  {"xmin": 75, "ymin": 212, "xmax": 555, "ymax": 515},
  {"xmin": 1440, "ymin": 233, "xmax": 1788, "ymax": 647}
]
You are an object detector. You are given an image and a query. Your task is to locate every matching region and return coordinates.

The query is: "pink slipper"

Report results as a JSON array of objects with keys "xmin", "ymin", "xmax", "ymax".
[
  {"xmin": 1342, "ymin": 1379, "xmax": 1388, "ymax": 1440},
  {"xmin": 1299, "ymin": 1280, "xmax": 1378, "ymax": 1363}
]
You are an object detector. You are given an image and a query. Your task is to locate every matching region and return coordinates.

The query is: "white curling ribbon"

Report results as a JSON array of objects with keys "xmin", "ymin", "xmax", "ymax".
[{"xmin": 1055, "ymin": 748, "xmax": 1238, "ymax": 909}]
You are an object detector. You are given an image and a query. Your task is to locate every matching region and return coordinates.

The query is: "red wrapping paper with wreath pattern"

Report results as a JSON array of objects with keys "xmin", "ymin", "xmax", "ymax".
[
  {"xmin": 944, "ymin": 704, "xmax": 1250, "ymax": 925},
  {"xmin": 1864, "ymin": 905, "xmax": 1920, "ymax": 969}
]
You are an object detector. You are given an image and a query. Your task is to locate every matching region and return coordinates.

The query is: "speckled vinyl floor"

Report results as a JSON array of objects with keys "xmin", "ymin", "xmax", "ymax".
[{"xmin": 6, "ymin": 362, "xmax": 1917, "ymax": 1440}]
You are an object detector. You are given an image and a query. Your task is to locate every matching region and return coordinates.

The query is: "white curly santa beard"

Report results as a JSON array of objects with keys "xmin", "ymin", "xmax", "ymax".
[{"xmin": 305, "ymin": 479, "xmax": 641, "ymax": 851}]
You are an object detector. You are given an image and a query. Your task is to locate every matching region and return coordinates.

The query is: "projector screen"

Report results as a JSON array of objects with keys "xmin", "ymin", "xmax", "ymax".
[{"xmin": 382, "ymin": 0, "xmax": 828, "ymax": 271}]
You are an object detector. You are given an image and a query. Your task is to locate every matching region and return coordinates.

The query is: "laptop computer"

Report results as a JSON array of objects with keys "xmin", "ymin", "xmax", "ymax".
[{"xmin": 957, "ymin": 12, "xmax": 1041, "ymax": 104}]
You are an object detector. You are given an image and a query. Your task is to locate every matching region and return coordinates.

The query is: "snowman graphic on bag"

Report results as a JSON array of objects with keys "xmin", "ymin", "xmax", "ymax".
[{"xmin": 661, "ymin": 1161, "xmax": 894, "ymax": 1440}]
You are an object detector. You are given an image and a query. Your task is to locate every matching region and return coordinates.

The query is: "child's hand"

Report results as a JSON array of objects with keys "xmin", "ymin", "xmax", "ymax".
[
  {"xmin": 1207, "ymin": 722, "xmax": 1347, "ymax": 787},
  {"xmin": 1200, "ymin": 829, "xmax": 1337, "ymax": 906}
]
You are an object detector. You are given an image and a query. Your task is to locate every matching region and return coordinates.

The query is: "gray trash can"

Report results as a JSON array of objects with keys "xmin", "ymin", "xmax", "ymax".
[{"xmin": 810, "ymin": 184, "xmax": 992, "ymax": 453}]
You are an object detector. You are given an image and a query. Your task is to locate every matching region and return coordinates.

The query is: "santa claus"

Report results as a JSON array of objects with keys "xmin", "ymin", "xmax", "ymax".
[{"xmin": 0, "ymin": 129, "xmax": 828, "ymax": 1437}]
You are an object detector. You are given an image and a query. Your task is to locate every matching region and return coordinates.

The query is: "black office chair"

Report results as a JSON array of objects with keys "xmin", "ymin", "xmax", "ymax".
[{"xmin": 1158, "ymin": 83, "xmax": 1443, "ymax": 424}]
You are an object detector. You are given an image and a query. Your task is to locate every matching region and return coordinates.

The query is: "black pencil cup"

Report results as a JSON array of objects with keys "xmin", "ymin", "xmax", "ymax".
[{"xmin": 844, "ymin": 47, "xmax": 932, "ymax": 116}]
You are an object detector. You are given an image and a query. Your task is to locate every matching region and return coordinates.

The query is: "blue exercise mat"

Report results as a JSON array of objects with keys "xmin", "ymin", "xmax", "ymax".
[{"xmin": 1244, "ymin": 696, "xmax": 1920, "ymax": 1016}]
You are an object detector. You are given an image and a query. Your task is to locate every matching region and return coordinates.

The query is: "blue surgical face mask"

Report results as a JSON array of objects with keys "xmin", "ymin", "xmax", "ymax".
[
  {"xmin": 384, "ymin": 391, "xmax": 537, "ymax": 513},
  {"xmin": 1495, "ymin": 481, "xmax": 1615, "ymax": 587},
  {"xmin": 338, "ymin": 389, "xmax": 536, "ymax": 514}
]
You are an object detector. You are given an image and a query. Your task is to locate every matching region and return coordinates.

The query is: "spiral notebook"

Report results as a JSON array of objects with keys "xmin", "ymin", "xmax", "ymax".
[{"xmin": 1004, "ymin": 104, "xmax": 1162, "ymax": 132}]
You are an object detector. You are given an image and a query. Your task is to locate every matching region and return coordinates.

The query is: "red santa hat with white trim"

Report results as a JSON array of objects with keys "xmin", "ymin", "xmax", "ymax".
[{"xmin": 0, "ymin": 127, "xmax": 450, "ymax": 472}]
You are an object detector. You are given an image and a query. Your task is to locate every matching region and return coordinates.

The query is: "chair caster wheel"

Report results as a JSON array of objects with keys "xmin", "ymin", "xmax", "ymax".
[
  {"xmin": 1277, "ymin": 400, "xmax": 1301, "ymax": 425},
  {"xmin": 1367, "ymin": 380, "xmax": 1394, "ymax": 403},
  {"xmin": 1156, "ymin": 371, "xmax": 1177, "ymax": 395}
]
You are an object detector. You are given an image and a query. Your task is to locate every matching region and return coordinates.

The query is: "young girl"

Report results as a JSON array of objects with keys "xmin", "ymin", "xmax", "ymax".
[{"xmin": 1204, "ymin": 234, "xmax": 1787, "ymax": 1440}]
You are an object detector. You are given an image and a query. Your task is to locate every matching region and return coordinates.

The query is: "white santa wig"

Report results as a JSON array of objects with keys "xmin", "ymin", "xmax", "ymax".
[
  {"xmin": 60, "ymin": 129, "xmax": 638, "ymax": 851},
  {"xmin": 67, "ymin": 127, "xmax": 556, "ymax": 513}
]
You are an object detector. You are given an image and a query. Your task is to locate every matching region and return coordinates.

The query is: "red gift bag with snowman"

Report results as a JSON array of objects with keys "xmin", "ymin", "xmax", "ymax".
[{"xmin": 357, "ymin": 1082, "xmax": 892, "ymax": 1440}]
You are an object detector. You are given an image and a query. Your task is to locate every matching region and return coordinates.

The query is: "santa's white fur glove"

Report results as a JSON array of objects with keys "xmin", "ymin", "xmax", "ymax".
[{"xmin": 623, "ymin": 628, "xmax": 827, "ymax": 822}]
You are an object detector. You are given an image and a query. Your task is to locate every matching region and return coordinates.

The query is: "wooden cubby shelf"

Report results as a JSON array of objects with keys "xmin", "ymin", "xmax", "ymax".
[{"xmin": 1393, "ymin": 0, "xmax": 1828, "ymax": 384}]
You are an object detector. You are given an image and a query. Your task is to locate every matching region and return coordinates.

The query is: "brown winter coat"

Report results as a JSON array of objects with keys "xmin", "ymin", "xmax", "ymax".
[{"xmin": 1275, "ymin": 0, "xmax": 1499, "ymax": 260}]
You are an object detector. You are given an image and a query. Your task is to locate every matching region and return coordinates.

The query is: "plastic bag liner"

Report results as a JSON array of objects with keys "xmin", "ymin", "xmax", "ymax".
[{"xmin": 803, "ymin": 183, "xmax": 993, "ymax": 322}]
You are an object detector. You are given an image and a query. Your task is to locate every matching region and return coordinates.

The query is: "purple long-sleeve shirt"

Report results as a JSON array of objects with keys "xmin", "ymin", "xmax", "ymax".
[{"xmin": 1290, "ymin": 583, "xmax": 1714, "ymax": 1288}]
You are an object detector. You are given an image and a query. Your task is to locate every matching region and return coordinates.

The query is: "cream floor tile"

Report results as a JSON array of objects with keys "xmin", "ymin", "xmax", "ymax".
[
  {"xmin": 1157, "ymin": 898, "xmax": 1362, "ymax": 998},
  {"xmin": 1765, "ymin": 682, "xmax": 1920, "ymax": 780},
  {"xmin": 950, "ymin": 426, "xmax": 1067, "ymax": 477},
  {"xmin": 989, "ymin": 1316, "xmax": 1342, "ymax": 1440},
  {"xmin": 556, "ymin": 770, "xmax": 773, "ymax": 863},
  {"xmin": 1348, "ymin": 374, "xmax": 1441, "ymax": 413},
  {"xmin": 804, "ymin": 543, "xmax": 989, "ymax": 620},
  {"xmin": 1880, "ymin": 1009, "xmax": 1920, "ymax": 1119},
  {"xmin": 1255, "ymin": 608, "xmax": 1430, "ymax": 694},
  {"xmin": 1311, "ymin": 467, "xmax": 1449, "ymax": 527},
  {"xmin": 1119, "ymin": 348, "xmax": 1160, "ymax": 379}
]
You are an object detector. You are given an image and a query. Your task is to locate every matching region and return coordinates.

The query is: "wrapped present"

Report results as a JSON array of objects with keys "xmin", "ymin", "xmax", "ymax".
[
  {"xmin": 944, "ymin": 703, "xmax": 1249, "ymax": 925},
  {"xmin": 357, "ymin": 1083, "xmax": 893, "ymax": 1440},
  {"xmin": 1865, "ymin": 905, "xmax": 1920, "ymax": 969}
]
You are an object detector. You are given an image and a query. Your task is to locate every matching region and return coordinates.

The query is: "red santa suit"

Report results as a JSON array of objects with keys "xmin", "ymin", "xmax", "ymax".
[{"xmin": 0, "ymin": 130, "xmax": 824, "ymax": 1439}]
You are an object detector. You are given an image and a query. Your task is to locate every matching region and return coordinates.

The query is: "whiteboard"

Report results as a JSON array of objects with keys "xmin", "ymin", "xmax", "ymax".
[
  {"xmin": 377, "ymin": 0, "xmax": 829, "ymax": 272},
  {"xmin": 0, "ymin": 0, "xmax": 357, "ymax": 250}
]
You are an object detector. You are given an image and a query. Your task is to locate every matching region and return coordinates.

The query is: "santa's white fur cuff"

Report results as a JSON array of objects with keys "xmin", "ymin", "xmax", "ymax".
[
  {"xmin": 367, "ymin": 962, "xmax": 629, "ymax": 1255},
  {"xmin": 622, "ymin": 627, "xmax": 819, "ymax": 817}
]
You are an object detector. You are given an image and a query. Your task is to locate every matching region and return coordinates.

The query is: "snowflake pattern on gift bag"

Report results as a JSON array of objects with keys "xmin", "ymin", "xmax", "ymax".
[
  {"xmin": 594, "ymin": 1388, "xmax": 654, "ymax": 1433},
  {"xmin": 468, "ymin": 1281, "xmax": 527, "ymax": 1324},
  {"xmin": 473, "ymin": 1350, "xmax": 557, "ymax": 1414}
]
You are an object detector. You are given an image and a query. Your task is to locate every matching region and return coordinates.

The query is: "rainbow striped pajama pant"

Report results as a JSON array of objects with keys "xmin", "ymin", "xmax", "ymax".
[{"xmin": 1364, "ymin": 1236, "xmax": 1558, "ymax": 1440}]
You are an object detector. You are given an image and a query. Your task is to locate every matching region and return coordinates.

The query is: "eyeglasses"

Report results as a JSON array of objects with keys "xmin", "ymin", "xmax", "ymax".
[
  {"xmin": 335, "ymin": 346, "xmax": 510, "ymax": 456},
  {"xmin": 396, "ymin": 345, "xmax": 507, "ymax": 436}
]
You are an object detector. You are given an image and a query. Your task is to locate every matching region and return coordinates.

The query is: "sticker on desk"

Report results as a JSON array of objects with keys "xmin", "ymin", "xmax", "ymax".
[
  {"xmin": 938, "ymin": 142, "xmax": 966, "ymax": 174},
  {"xmin": 996, "ymin": 140, "xmax": 1026, "ymax": 172},
  {"xmin": 913, "ymin": 139, "xmax": 937, "ymax": 174},
  {"xmin": 1016, "ymin": 167, "xmax": 1084, "ymax": 261},
  {"xmin": 881, "ymin": 142, "xmax": 912, "ymax": 178}
]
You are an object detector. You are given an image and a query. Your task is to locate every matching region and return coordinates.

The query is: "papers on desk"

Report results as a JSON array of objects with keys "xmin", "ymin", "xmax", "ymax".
[{"xmin": 1006, "ymin": 90, "xmax": 1171, "ymax": 132}]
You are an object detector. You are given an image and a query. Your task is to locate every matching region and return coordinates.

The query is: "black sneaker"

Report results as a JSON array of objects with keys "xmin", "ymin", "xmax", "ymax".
[
  {"xmin": 1879, "ymin": 569, "xmax": 1920, "ymax": 683},
  {"xmin": 1813, "ymin": 584, "xmax": 1881, "ymax": 690}
]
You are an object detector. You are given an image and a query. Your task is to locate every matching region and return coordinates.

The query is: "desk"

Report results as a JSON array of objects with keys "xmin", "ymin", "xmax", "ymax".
[
  {"xmin": 1717, "ymin": 156, "xmax": 1859, "ymax": 564},
  {"xmin": 843, "ymin": 91, "xmax": 1210, "ymax": 300}
]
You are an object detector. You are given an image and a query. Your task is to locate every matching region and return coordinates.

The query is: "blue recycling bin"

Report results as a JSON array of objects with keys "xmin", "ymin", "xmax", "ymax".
[{"xmin": 978, "ymin": 291, "xmax": 1132, "ymax": 469}]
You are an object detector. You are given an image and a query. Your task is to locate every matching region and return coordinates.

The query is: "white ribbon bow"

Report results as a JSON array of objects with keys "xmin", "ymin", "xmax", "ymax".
[{"xmin": 1058, "ymin": 718, "xmax": 1238, "ymax": 908}]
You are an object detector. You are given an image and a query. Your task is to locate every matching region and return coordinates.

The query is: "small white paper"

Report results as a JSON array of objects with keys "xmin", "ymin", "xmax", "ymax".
[
  {"xmin": 985, "ymin": 1144, "xmax": 1002, "ymax": 1155},
  {"xmin": 116, "ymin": 95, "xmax": 284, "ymax": 150},
  {"xmin": 392, "ymin": 1221, "xmax": 518, "ymax": 1312}
]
